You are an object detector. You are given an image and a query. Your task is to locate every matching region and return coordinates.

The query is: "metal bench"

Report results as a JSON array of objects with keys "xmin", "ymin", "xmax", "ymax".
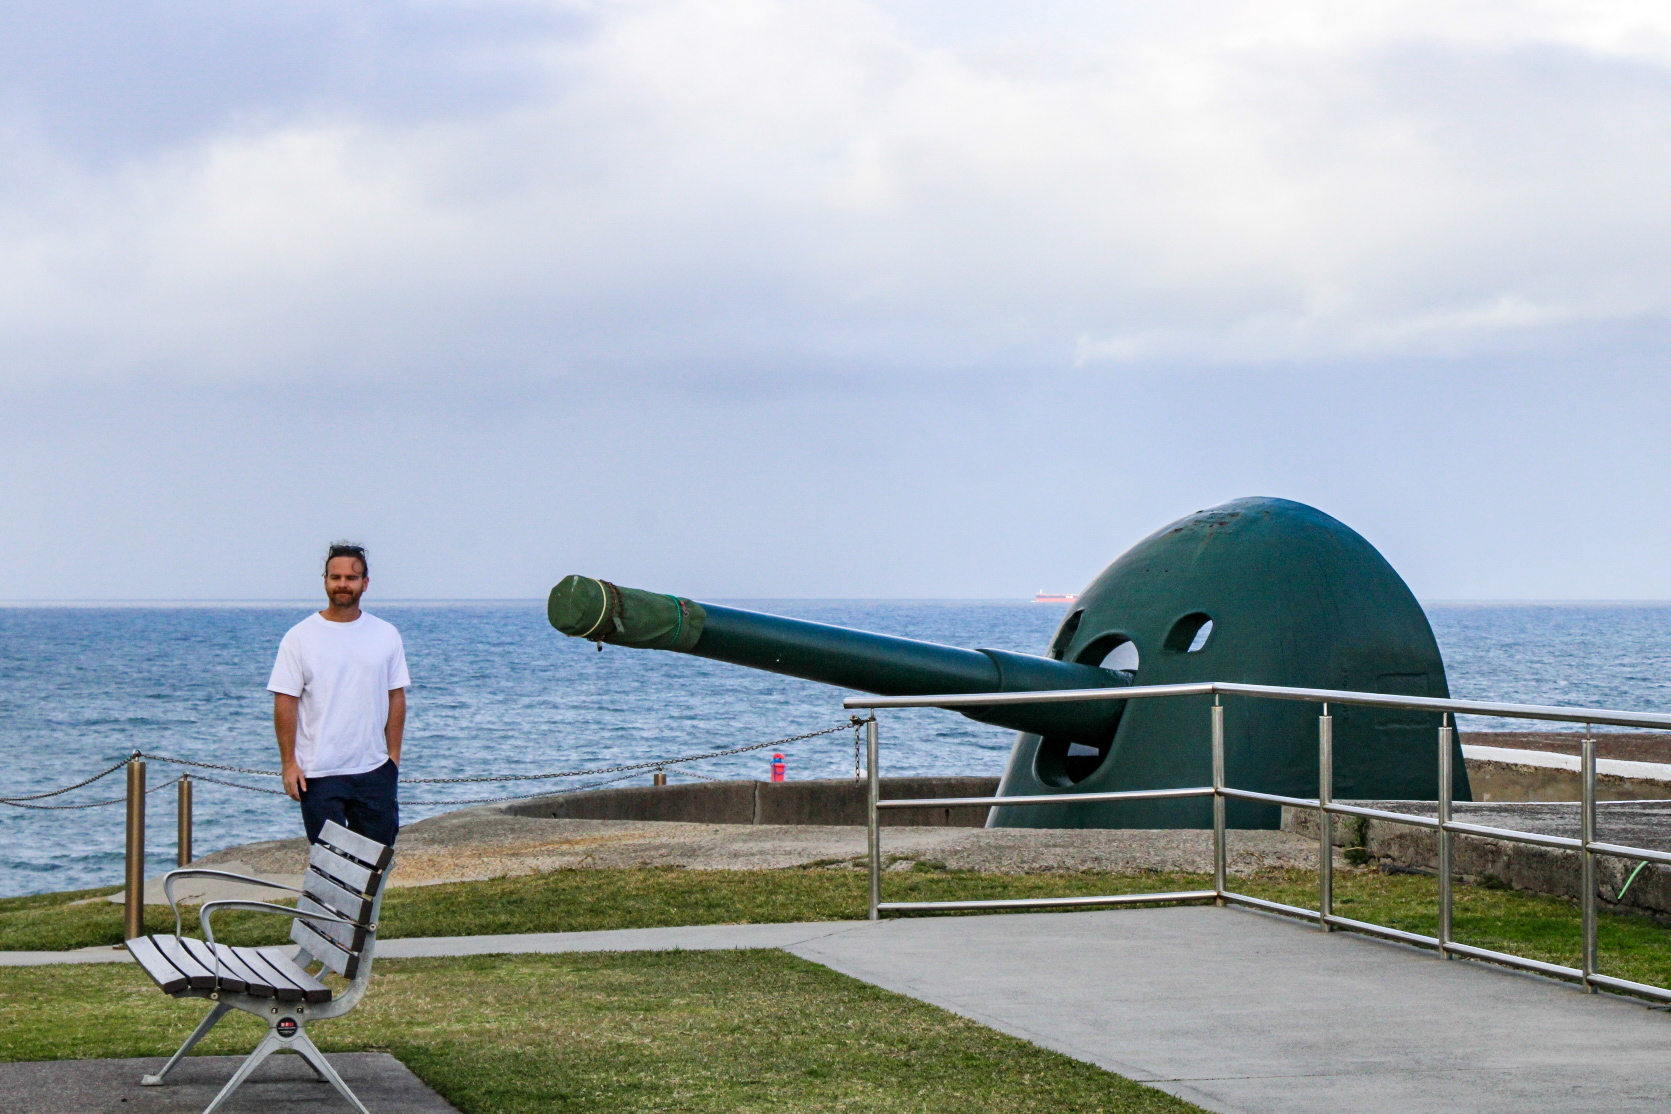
[{"xmin": 125, "ymin": 819, "xmax": 394, "ymax": 1114}]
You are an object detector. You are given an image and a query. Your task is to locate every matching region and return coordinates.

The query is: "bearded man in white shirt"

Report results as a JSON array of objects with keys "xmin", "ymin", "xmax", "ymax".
[{"xmin": 267, "ymin": 543, "xmax": 409, "ymax": 846}]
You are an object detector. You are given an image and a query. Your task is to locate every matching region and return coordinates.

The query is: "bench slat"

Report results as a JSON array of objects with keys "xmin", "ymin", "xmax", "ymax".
[
  {"xmin": 152, "ymin": 934, "xmax": 216, "ymax": 991},
  {"xmin": 254, "ymin": 946, "xmax": 334, "ymax": 1002},
  {"xmin": 302, "ymin": 869, "xmax": 374, "ymax": 924},
  {"xmin": 233, "ymin": 946, "xmax": 311, "ymax": 1001},
  {"xmin": 206, "ymin": 943, "xmax": 281, "ymax": 998},
  {"xmin": 127, "ymin": 935, "xmax": 189, "ymax": 996},
  {"xmin": 291, "ymin": 918, "xmax": 359, "ymax": 978},
  {"xmin": 175, "ymin": 938, "xmax": 247, "ymax": 995},
  {"xmin": 296, "ymin": 895, "xmax": 370, "ymax": 955},
  {"xmin": 308, "ymin": 843, "xmax": 376, "ymax": 896},
  {"xmin": 319, "ymin": 820, "xmax": 394, "ymax": 871}
]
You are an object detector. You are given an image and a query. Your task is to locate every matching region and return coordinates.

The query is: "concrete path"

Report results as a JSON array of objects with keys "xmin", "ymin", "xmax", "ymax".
[
  {"xmin": 10, "ymin": 909, "xmax": 1671, "ymax": 1112},
  {"xmin": 0, "ymin": 1052, "xmax": 457, "ymax": 1113},
  {"xmin": 787, "ymin": 906, "xmax": 1671, "ymax": 1114}
]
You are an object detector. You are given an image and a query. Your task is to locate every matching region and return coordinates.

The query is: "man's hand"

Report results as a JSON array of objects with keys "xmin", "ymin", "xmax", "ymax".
[
  {"xmin": 273, "ymin": 692, "xmax": 304, "ymax": 800},
  {"xmin": 282, "ymin": 762, "xmax": 308, "ymax": 801},
  {"xmin": 385, "ymin": 687, "xmax": 406, "ymax": 767}
]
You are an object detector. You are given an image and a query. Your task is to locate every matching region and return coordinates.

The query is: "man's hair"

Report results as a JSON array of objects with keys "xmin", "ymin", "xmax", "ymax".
[{"xmin": 324, "ymin": 542, "xmax": 369, "ymax": 577}]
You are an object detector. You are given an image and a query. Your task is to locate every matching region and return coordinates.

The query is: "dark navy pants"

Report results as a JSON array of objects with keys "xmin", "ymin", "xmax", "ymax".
[{"xmin": 299, "ymin": 759, "xmax": 399, "ymax": 846}]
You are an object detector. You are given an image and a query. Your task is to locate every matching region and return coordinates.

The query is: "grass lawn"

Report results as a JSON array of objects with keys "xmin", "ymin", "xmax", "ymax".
[
  {"xmin": 7, "ymin": 864, "xmax": 1671, "ymax": 992},
  {"xmin": 0, "ymin": 950, "xmax": 1202, "ymax": 1114}
]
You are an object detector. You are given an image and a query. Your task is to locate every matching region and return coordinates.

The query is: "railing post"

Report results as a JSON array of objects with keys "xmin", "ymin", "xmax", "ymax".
[
  {"xmin": 1438, "ymin": 714, "xmax": 1453, "ymax": 960},
  {"xmin": 1582, "ymin": 731, "xmax": 1597, "ymax": 991},
  {"xmin": 1318, "ymin": 706, "xmax": 1333, "ymax": 932},
  {"xmin": 867, "ymin": 717, "xmax": 881, "ymax": 921},
  {"xmin": 124, "ymin": 754, "xmax": 146, "ymax": 942},
  {"xmin": 176, "ymin": 774, "xmax": 193, "ymax": 867},
  {"xmin": 1212, "ymin": 698, "xmax": 1225, "ymax": 905}
]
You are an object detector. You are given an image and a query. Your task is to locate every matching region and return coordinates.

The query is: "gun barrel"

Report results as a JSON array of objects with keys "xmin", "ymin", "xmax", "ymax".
[{"xmin": 549, "ymin": 576, "xmax": 1130, "ymax": 742}]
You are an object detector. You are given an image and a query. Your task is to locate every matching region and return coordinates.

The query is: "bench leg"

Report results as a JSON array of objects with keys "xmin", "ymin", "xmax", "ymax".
[
  {"xmin": 200, "ymin": 1028, "xmax": 282, "ymax": 1114},
  {"xmin": 289, "ymin": 1029, "xmax": 372, "ymax": 1114},
  {"xmin": 140, "ymin": 1001, "xmax": 232, "ymax": 1086}
]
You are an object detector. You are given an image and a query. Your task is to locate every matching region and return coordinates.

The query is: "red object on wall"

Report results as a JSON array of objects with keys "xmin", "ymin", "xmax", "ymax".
[{"xmin": 770, "ymin": 753, "xmax": 786, "ymax": 782}]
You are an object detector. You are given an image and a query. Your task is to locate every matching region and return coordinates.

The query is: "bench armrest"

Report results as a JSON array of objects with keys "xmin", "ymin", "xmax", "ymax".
[
  {"xmin": 161, "ymin": 869, "xmax": 303, "ymax": 938},
  {"xmin": 198, "ymin": 900, "xmax": 363, "ymax": 994}
]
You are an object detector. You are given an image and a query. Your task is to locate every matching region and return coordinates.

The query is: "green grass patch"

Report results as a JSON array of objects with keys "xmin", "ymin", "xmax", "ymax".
[{"xmin": 0, "ymin": 950, "xmax": 1201, "ymax": 1113}]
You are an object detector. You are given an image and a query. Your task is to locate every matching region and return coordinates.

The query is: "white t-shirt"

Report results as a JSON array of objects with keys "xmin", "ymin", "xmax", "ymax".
[{"xmin": 267, "ymin": 612, "xmax": 411, "ymax": 778}]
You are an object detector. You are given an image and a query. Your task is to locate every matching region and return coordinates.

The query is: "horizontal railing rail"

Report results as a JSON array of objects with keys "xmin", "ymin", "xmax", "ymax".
[
  {"xmin": 844, "ymin": 680, "xmax": 1671, "ymax": 730},
  {"xmin": 845, "ymin": 682, "xmax": 1671, "ymax": 1007}
]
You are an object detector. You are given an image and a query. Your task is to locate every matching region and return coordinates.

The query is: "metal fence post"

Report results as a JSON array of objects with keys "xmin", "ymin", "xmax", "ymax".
[
  {"xmin": 1438, "ymin": 715, "xmax": 1453, "ymax": 960},
  {"xmin": 124, "ymin": 754, "xmax": 146, "ymax": 942},
  {"xmin": 867, "ymin": 717, "xmax": 881, "ymax": 921},
  {"xmin": 1212, "ymin": 699, "xmax": 1226, "ymax": 905},
  {"xmin": 1582, "ymin": 731, "xmax": 1597, "ymax": 990},
  {"xmin": 1318, "ymin": 706, "xmax": 1333, "ymax": 932},
  {"xmin": 176, "ymin": 774, "xmax": 192, "ymax": 867}
]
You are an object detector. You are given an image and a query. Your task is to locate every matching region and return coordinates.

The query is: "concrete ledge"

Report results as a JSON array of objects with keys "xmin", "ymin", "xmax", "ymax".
[
  {"xmin": 504, "ymin": 776, "xmax": 1002, "ymax": 826},
  {"xmin": 1465, "ymin": 746, "xmax": 1671, "ymax": 803}
]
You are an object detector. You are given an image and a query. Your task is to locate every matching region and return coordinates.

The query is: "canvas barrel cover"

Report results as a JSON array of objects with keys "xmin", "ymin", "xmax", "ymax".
[{"xmin": 548, "ymin": 575, "xmax": 706, "ymax": 652}]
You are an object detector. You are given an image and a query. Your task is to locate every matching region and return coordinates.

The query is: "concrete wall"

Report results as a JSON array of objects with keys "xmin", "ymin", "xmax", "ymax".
[
  {"xmin": 1283, "ymin": 805, "xmax": 1671, "ymax": 918},
  {"xmin": 503, "ymin": 777, "xmax": 1002, "ymax": 827},
  {"xmin": 1466, "ymin": 756, "xmax": 1671, "ymax": 803}
]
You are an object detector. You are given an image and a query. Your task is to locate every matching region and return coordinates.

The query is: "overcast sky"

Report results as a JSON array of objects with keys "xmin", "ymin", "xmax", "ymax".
[{"xmin": 4, "ymin": 0, "xmax": 1671, "ymax": 601}]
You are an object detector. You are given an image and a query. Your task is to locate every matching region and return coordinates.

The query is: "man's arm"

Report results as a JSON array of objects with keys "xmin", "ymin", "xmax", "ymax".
[
  {"xmin": 274, "ymin": 693, "xmax": 305, "ymax": 800},
  {"xmin": 385, "ymin": 688, "xmax": 406, "ymax": 766}
]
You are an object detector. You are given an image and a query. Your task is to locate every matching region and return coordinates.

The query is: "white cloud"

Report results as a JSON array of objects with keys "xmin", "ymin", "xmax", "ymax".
[{"xmin": 3, "ymin": 0, "xmax": 1671, "ymax": 388}]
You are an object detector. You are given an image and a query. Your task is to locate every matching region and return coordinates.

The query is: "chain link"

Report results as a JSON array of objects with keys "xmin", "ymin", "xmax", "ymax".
[
  {"xmin": 0, "ymin": 773, "xmax": 184, "ymax": 810},
  {"xmin": 133, "ymin": 754, "xmax": 281, "ymax": 777},
  {"xmin": 131, "ymin": 719, "xmax": 862, "ymax": 786},
  {"xmin": 0, "ymin": 757, "xmax": 131, "ymax": 802},
  {"xmin": 7, "ymin": 718, "xmax": 865, "ymax": 811},
  {"xmin": 394, "ymin": 719, "xmax": 864, "ymax": 784},
  {"xmin": 187, "ymin": 773, "xmax": 291, "ymax": 797}
]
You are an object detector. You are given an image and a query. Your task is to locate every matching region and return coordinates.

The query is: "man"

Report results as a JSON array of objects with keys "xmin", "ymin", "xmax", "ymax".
[{"xmin": 268, "ymin": 543, "xmax": 409, "ymax": 846}]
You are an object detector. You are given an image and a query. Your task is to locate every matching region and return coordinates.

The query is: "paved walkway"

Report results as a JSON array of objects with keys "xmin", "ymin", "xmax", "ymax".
[
  {"xmin": 10, "ymin": 909, "xmax": 1671, "ymax": 1113},
  {"xmin": 789, "ymin": 907, "xmax": 1671, "ymax": 1114},
  {"xmin": 0, "ymin": 1052, "xmax": 457, "ymax": 1114}
]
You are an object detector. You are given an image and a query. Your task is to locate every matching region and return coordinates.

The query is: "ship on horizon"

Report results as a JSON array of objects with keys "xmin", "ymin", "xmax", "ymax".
[{"xmin": 1032, "ymin": 591, "xmax": 1078, "ymax": 603}]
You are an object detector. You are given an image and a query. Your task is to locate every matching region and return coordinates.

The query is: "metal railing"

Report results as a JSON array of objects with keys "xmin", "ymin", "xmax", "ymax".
[{"xmin": 845, "ymin": 682, "xmax": 1671, "ymax": 1005}]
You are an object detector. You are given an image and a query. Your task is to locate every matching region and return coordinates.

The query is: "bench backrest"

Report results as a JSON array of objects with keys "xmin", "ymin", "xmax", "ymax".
[{"xmin": 292, "ymin": 820, "xmax": 393, "ymax": 979}]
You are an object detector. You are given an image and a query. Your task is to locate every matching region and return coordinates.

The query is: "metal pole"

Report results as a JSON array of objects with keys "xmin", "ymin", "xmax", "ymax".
[
  {"xmin": 1318, "ymin": 706, "xmax": 1333, "ymax": 932},
  {"xmin": 1582, "ymin": 730, "xmax": 1597, "ymax": 990},
  {"xmin": 867, "ymin": 717, "xmax": 881, "ymax": 921},
  {"xmin": 653, "ymin": 769, "xmax": 667, "ymax": 787},
  {"xmin": 1438, "ymin": 714, "xmax": 1453, "ymax": 959},
  {"xmin": 124, "ymin": 755, "xmax": 146, "ymax": 942},
  {"xmin": 1212, "ymin": 699, "xmax": 1225, "ymax": 905},
  {"xmin": 176, "ymin": 775, "xmax": 192, "ymax": 867}
]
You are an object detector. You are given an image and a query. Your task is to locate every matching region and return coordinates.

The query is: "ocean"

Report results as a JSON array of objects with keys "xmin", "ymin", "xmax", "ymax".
[{"xmin": 4, "ymin": 600, "xmax": 1671, "ymax": 897}]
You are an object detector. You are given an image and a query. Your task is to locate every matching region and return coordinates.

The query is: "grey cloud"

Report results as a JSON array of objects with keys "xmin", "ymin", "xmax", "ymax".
[{"xmin": 3, "ymin": 2, "xmax": 1671, "ymax": 393}]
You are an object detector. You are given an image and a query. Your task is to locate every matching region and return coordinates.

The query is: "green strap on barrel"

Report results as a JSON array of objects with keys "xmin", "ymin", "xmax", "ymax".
[{"xmin": 547, "ymin": 575, "xmax": 706, "ymax": 652}]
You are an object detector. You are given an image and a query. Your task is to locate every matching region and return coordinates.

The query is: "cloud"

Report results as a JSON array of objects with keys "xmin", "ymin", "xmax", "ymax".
[{"xmin": 3, "ymin": 0, "xmax": 1671, "ymax": 390}]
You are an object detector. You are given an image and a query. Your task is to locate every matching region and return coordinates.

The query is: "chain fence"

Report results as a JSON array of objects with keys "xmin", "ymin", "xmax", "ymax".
[{"xmin": 0, "ymin": 716, "xmax": 874, "ymax": 810}]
